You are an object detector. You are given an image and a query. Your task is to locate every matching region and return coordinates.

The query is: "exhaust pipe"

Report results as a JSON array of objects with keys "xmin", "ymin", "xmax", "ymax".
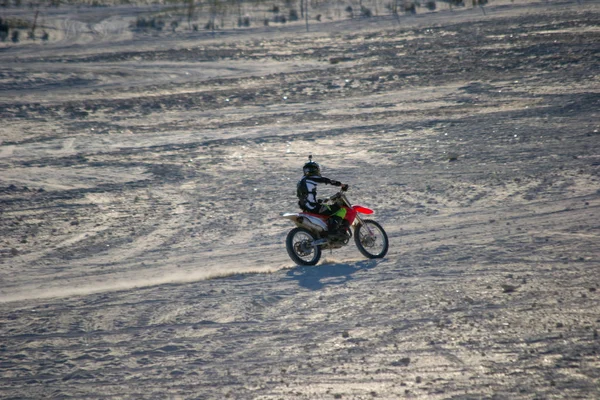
[{"xmin": 297, "ymin": 215, "xmax": 327, "ymax": 233}]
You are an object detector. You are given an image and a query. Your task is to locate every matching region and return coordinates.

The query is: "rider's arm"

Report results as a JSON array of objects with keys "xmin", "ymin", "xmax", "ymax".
[{"xmin": 313, "ymin": 176, "xmax": 342, "ymax": 186}]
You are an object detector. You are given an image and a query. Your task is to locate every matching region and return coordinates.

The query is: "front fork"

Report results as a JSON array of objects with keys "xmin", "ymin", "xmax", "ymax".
[{"xmin": 353, "ymin": 214, "xmax": 375, "ymax": 237}]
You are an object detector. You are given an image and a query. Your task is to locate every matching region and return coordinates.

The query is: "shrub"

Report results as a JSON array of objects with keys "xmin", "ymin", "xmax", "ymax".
[
  {"xmin": 360, "ymin": 5, "xmax": 372, "ymax": 17},
  {"xmin": 263, "ymin": 18, "xmax": 269, "ymax": 26},
  {"xmin": 41, "ymin": 30, "xmax": 49, "ymax": 40},
  {"xmin": 404, "ymin": 2, "xmax": 416, "ymax": 14},
  {"xmin": 425, "ymin": 0, "xmax": 436, "ymax": 10},
  {"xmin": 289, "ymin": 9, "xmax": 299, "ymax": 21},
  {"xmin": 271, "ymin": 5, "xmax": 279, "ymax": 13},
  {"xmin": 135, "ymin": 17, "xmax": 165, "ymax": 31},
  {"xmin": 11, "ymin": 29, "xmax": 19, "ymax": 42},
  {"xmin": 136, "ymin": 17, "xmax": 147, "ymax": 29},
  {"xmin": 315, "ymin": 14, "xmax": 321, "ymax": 21},
  {"xmin": 345, "ymin": 5, "xmax": 353, "ymax": 17}
]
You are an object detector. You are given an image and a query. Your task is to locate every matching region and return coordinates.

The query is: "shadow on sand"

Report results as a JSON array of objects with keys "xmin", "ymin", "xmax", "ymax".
[{"xmin": 286, "ymin": 259, "xmax": 382, "ymax": 290}]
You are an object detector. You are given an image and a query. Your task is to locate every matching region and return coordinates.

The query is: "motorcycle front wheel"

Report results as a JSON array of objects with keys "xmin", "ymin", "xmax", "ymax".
[
  {"xmin": 354, "ymin": 219, "xmax": 389, "ymax": 259},
  {"xmin": 286, "ymin": 227, "xmax": 322, "ymax": 266}
]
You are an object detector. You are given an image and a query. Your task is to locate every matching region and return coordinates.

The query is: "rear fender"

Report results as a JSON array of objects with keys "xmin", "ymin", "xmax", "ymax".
[
  {"xmin": 282, "ymin": 212, "xmax": 327, "ymax": 232},
  {"xmin": 282, "ymin": 212, "xmax": 302, "ymax": 223}
]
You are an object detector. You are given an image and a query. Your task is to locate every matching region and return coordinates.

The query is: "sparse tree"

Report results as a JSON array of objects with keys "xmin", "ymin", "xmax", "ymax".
[
  {"xmin": 206, "ymin": 0, "xmax": 223, "ymax": 31},
  {"xmin": 304, "ymin": 0, "xmax": 308, "ymax": 31},
  {"xmin": 186, "ymin": 0, "xmax": 195, "ymax": 29},
  {"xmin": 0, "ymin": 18, "xmax": 8, "ymax": 41},
  {"xmin": 29, "ymin": 10, "xmax": 38, "ymax": 39}
]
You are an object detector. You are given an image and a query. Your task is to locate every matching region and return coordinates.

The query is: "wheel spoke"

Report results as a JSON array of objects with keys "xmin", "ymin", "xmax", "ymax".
[{"xmin": 292, "ymin": 231, "xmax": 316, "ymax": 262}]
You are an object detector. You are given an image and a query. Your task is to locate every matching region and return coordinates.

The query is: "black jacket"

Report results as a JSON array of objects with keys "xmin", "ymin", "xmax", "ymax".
[{"xmin": 297, "ymin": 175, "xmax": 341, "ymax": 211}]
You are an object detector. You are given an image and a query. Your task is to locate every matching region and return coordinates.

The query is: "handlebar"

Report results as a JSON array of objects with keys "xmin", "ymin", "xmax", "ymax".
[
  {"xmin": 328, "ymin": 193, "xmax": 341, "ymax": 201},
  {"xmin": 321, "ymin": 185, "xmax": 349, "ymax": 204}
]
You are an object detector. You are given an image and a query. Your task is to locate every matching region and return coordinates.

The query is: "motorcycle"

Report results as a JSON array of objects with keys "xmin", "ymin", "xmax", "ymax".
[{"xmin": 282, "ymin": 188, "xmax": 389, "ymax": 265}]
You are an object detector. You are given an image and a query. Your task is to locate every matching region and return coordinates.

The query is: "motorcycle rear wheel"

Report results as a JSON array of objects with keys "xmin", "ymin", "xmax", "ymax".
[
  {"xmin": 286, "ymin": 227, "xmax": 322, "ymax": 266},
  {"xmin": 354, "ymin": 219, "xmax": 388, "ymax": 259}
]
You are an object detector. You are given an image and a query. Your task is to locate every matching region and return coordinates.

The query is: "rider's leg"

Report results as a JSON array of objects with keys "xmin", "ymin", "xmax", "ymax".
[{"xmin": 320, "ymin": 206, "xmax": 347, "ymax": 237}]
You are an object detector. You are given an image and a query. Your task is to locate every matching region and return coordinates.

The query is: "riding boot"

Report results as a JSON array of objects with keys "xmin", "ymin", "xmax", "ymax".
[{"xmin": 327, "ymin": 216, "xmax": 344, "ymax": 238}]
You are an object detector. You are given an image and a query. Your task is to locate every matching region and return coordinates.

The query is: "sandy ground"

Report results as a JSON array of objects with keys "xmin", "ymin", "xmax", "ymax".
[{"xmin": 1, "ymin": 1, "xmax": 599, "ymax": 398}]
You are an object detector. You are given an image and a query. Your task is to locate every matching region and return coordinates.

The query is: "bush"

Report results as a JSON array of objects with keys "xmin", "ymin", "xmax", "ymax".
[
  {"xmin": 360, "ymin": 5, "xmax": 372, "ymax": 17},
  {"xmin": 425, "ymin": 0, "xmax": 436, "ymax": 10},
  {"xmin": 271, "ymin": 5, "xmax": 279, "ymax": 13},
  {"xmin": 404, "ymin": 2, "xmax": 416, "ymax": 14},
  {"xmin": 289, "ymin": 9, "xmax": 299, "ymax": 21},
  {"xmin": 41, "ymin": 30, "xmax": 49, "ymax": 40},
  {"xmin": 315, "ymin": 14, "xmax": 321, "ymax": 21},
  {"xmin": 273, "ymin": 14, "xmax": 286, "ymax": 23},
  {"xmin": 11, "ymin": 29, "xmax": 19, "ymax": 43},
  {"xmin": 263, "ymin": 18, "xmax": 269, "ymax": 26},
  {"xmin": 238, "ymin": 16, "xmax": 250, "ymax": 27},
  {"xmin": 345, "ymin": 5, "xmax": 353, "ymax": 18},
  {"xmin": 135, "ymin": 17, "xmax": 165, "ymax": 31}
]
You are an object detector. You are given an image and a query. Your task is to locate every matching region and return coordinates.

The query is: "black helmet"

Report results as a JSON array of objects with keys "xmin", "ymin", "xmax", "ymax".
[{"xmin": 303, "ymin": 155, "xmax": 321, "ymax": 176}]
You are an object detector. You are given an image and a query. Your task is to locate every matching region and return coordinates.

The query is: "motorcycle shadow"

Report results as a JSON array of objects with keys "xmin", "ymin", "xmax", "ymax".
[{"xmin": 285, "ymin": 259, "xmax": 382, "ymax": 291}]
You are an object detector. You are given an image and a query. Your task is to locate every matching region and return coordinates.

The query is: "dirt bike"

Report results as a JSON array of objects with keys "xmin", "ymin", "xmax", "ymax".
[{"xmin": 282, "ymin": 188, "xmax": 389, "ymax": 265}]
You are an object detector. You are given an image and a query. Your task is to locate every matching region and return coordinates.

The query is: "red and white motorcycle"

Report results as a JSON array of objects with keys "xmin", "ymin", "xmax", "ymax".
[{"xmin": 282, "ymin": 188, "xmax": 389, "ymax": 265}]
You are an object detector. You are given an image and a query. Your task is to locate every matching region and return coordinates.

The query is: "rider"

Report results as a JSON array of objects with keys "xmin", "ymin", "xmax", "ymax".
[{"xmin": 297, "ymin": 155, "xmax": 349, "ymax": 239}]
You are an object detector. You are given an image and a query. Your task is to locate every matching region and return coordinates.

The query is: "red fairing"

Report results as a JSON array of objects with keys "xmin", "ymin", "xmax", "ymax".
[
  {"xmin": 344, "ymin": 207, "xmax": 357, "ymax": 224},
  {"xmin": 352, "ymin": 205, "xmax": 374, "ymax": 215}
]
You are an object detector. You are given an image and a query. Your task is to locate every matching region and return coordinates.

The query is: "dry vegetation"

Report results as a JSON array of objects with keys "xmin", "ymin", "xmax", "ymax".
[{"xmin": 1, "ymin": 0, "xmax": 495, "ymax": 43}]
